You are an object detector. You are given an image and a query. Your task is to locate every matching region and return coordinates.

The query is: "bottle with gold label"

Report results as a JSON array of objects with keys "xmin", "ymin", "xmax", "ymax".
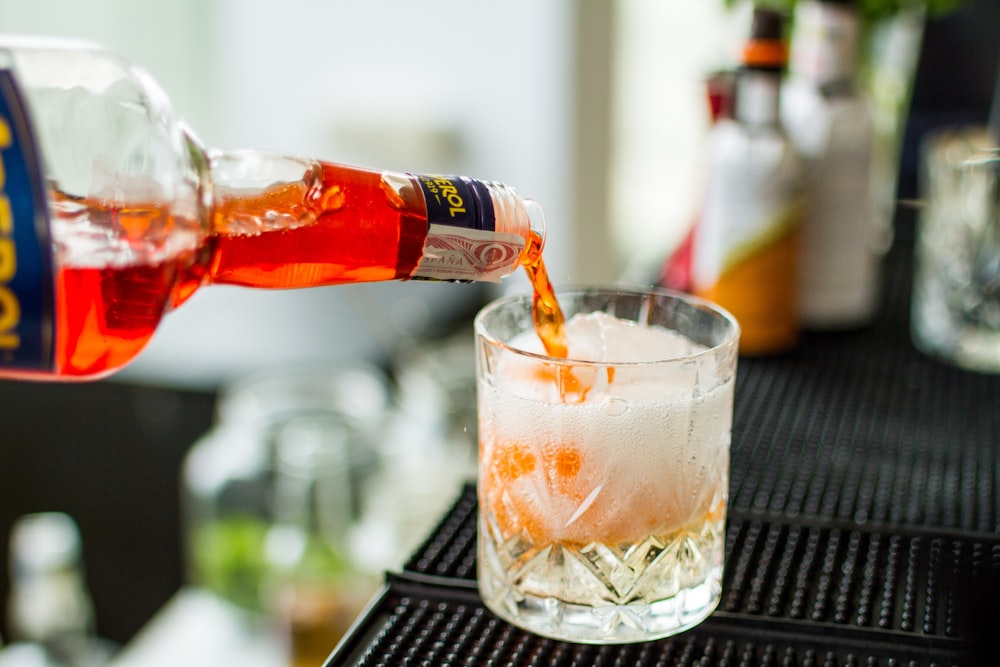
[
  {"xmin": 0, "ymin": 36, "xmax": 545, "ymax": 381},
  {"xmin": 692, "ymin": 8, "xmax": 805, "ymax": 355}
]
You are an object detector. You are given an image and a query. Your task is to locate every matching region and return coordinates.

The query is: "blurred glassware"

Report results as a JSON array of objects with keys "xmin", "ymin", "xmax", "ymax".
[
  {"xmin": 348, "ymin": 332, "xmax": 478, "ymax": 574},
  {"xmin": 180, "ymin": 364, "xmax": 389, "ymax": 663},
  {"xmin": 393, "ymin": 331, "xmax": 479, "ymax": 465},
  {"xmin": 865, "ymin": 4, "xmax": 927, "ymax": 254},
  {"xmin": 263, "ymin": 414, "xmax": 378, "ymax": 667},
  {"xmin": 911, "ymin": 126, "xmax": 1000, "ymax": 373}
]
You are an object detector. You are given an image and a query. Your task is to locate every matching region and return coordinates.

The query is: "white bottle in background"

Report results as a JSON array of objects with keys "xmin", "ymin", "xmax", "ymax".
[
  {"xmin": 782, "ymin": 0, "xmax": 882, "ymax": 329},
  {"xmin": 3, "ymin": 513, "xmax": 116, "ymax": 667}
]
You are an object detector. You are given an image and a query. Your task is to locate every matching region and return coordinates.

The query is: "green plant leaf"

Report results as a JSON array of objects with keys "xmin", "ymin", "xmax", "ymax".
[{"xmin": 723, "ymin": 0, "xmax": 963, "ymax": 24}]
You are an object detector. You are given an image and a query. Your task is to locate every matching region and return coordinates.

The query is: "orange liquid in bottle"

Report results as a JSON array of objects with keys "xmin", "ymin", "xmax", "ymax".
[
  {"xmin": 6, "ymin": 163, "xmax": 437, "ymax": 380},
  {"xmin": 52, "ymin": 257, "xmax": 195, "ymax": 379},
  {"xmin": 210, "ymin": 163, "xmax": 429, "ymax": 288}
]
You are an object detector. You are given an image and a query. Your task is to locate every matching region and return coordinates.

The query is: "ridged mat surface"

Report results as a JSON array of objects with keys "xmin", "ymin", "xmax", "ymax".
[{"xmin": 327, "ymin": 239, "xmax": 1000, "ymax": 667}]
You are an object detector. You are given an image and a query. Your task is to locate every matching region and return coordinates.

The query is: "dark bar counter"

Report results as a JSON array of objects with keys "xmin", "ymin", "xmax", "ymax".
[{"xmin": 325, "ymin": 221, "xmax": 1000, "ymax": 667}]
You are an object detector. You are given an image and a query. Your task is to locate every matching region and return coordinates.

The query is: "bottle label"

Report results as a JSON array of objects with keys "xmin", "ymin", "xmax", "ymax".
[
  {"xmin": 0, "ymin": 69, "xmax": 55, "ymax": 371},
  {"xmin": 412, "ymin": 174, "xmax": 525, "ymax": 282}
]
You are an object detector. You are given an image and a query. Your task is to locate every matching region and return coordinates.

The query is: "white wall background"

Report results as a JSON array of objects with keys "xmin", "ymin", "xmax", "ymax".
[
  {"xmin": 0, "ymin": 0, "xmax": 744, "ymax": 388},
  {"xmin": 610, "ymin": 0, "xmax": 747, "ymax": 276}
]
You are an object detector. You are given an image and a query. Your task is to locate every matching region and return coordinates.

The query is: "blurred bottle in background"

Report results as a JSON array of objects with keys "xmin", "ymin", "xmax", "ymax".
[
  {"xmin": 657, "ymin": 69, "xmax": 734, "ymax": 293},
  {"xmin": 782, "ymin": 0, "xmax": 882, "ymax": 329},
  {"xmin": 0, "ymin": 513, "xmax": 117, "ymax": 667},
  {"xmin": 691, "ymin": 7, "xmax": 806, "ymax": 355}
]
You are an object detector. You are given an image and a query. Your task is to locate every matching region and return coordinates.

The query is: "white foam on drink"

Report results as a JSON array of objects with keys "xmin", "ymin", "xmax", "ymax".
[
  {"xmin": 504, "ymin": 312, "xmax": 711, "ymax": 404},
  {"xmin": 482, "ymin": 312, "xmax": 734, "ymax": 543},
  {"xmin": 566, "ymin": 311, "xmax": 705, "ymax": 363},
  {"xmin": 509, "ymin": 312, "xmax": 704, "ymax": 363}
]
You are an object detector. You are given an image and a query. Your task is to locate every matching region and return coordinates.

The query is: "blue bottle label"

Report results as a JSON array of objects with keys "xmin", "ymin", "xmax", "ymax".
[
  {"xmin": 416, "ymin": 174, "xmax": 496, "ymax": 232},
  {"xmin": 412, "ymin": 175, "xmax": 524, "ymax": 283},
  {"xmin": 0, "ymin": 68, "xmax": 55, "ymax": 371}
]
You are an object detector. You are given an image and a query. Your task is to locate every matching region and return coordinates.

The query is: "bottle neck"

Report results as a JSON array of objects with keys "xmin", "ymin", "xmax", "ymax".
[
  {"xmin": 788, "ymin": 0, "xmax": 862, "ymax": 92},
  {"xmin": 742, "ymin": 7, "xmax": 788, "ymax": 70},
  {"xmin": 734, "ymin": 68, "xmax": 783, "ymax": 128},
  {"xmin": 412, "ymin": 179, "xmax": 544, "ymax": 283},
  {"xmin": 200, "ymin": 152, "xmax": 543, "ymax": 289}
]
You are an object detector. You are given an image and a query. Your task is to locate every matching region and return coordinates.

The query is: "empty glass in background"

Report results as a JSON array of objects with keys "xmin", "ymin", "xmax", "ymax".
[
  {"xmin": 912, "ymin": 127, "xmax": 1000, "ymax": 373},
  {"xmin": 474, "ymin": 288, "xmax": 739, "ymax": 644},
  {"xmin": 181, "ymin": 365, "xmax": 389, "ymax": 667},
  {"xmin": 359, "ymin": 332, "xmax": 481, "ymax": 566}
]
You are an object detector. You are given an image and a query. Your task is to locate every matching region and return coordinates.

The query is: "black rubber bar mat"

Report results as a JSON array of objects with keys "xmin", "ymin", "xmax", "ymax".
[
  {"xmin": 325, "ymin": 577, "xmax": 975, "ymax": 667},
  {"xmin": 399, "ymin": 486, "xmax": 1000, "ymax": 643},
  {"xmin": 728, "ymin": 239, "xmax": 1000, "ymax": 533},
  {"xmin": 324, "ymin": 485, "xmax": 999, "ymax": 666}
]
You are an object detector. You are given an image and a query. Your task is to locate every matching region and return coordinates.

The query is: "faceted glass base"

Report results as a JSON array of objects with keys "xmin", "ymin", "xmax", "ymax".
[
  {"xmin": 479, "ymin": 561, "xmax": 722, "ymax": 644},
  {"xmin": 477, "ymin": 513, "xmax": 724, "ymax": 644}
]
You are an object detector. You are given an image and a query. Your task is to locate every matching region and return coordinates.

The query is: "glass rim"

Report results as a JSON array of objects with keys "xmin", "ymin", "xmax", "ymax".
[
  {"xmin": 923, "ymin": 126, "xmax": 1000, "ymax": 169},
  {"xmin": 474, "ymin": 285, "xmax": 740, "ymax": 367},
  {"xmin": 216, "ymin": 362, "xmax": 388, "ymax": 426}
]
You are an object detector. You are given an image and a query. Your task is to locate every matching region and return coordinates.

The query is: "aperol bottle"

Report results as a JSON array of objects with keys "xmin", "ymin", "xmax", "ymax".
[{"xmin": 0, "ymin": 37, "xmax": 545, "ymax": 381}]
